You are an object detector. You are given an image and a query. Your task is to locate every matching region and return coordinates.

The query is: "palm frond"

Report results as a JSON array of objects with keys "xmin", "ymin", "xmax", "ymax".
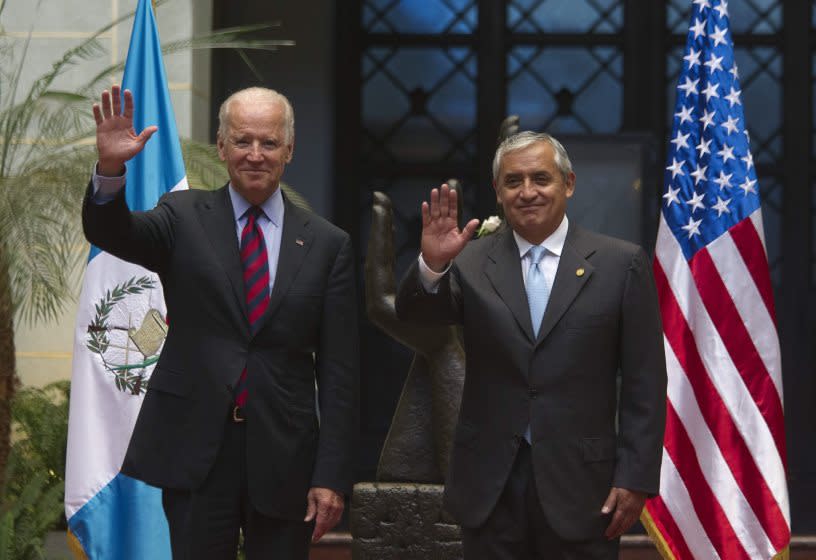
[
  {"xmin": 280, "ymin": 182, "xmax": 312, "ymax": 212},
  {"xmin": 181, "ymin": 139, "xmax": 228, "ymax": 189},
  {"xmin": 0, "ymin": 148, "xmax": 93, "ymax": 324},
  {"xmin": 78, "ymin": 23, "xmax": 293, "ymax": 95}
]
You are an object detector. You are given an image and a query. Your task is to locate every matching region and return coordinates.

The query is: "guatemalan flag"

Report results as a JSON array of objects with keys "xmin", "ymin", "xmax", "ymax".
[
  {"xmin": 65, "ymin": 0, "xmax": 185, "ymax": 557},
  {"xmin": 641, "ymin": 1, "xmax": 790, "ymax": 559}
]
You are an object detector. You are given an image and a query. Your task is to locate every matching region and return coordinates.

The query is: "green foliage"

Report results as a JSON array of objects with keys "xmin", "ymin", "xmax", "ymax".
[
  {"xmin": 0, "ymin": 381, "xmax": 70, "ymax": 560},
  {"xmin": 8, "ymin": 382, "xmax": 69, "ymax": 486}
]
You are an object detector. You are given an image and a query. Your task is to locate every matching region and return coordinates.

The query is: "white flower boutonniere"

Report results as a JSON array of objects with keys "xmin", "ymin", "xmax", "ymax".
[{"xmin": 476, "ymin": 215, "xmax": 502, "ymax": 238}]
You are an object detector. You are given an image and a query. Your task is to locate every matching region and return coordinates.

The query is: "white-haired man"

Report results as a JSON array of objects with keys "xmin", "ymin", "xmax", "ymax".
[
  {"xmin": 396, "ymin": 131, "xmax": 667, "ymax": 559},
  {"xmin": 84, "ymin": 86, "xmax": 358, "ymax": 559}
]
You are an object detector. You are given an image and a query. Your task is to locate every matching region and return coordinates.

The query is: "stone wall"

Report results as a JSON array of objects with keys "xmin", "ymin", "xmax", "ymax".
[{"xmin": 351, "ymin": 483, "xmax": 463, "ymax": 560}]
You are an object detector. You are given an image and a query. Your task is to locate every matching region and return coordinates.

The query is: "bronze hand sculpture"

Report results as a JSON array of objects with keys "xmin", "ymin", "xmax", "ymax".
[{"xmin": 366, "ymin": 190, "xmax": 465, "ymax": 483}]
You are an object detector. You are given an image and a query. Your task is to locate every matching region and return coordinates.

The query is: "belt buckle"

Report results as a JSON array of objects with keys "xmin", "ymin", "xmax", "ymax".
[{"xmin": 232, "ymin": 406, "xmax": 245, "ymax": 423}]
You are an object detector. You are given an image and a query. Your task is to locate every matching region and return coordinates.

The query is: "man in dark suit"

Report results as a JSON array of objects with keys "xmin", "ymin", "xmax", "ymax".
[
  {"xmin": 83, "ymin": 85, "xmax": 358, "ymax": 559},
  {"xmin": 396, "ymin": 131, "xmax": 667, "ymax": 559}
]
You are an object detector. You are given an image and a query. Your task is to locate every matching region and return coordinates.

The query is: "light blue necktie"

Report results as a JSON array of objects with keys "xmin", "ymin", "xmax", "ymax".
[
  {"xmin": 524, "ymin": 245, "xmax": 550, "ymax": 444},
  {"xmin": 526, "ymin": 245, "xmax": 550, "ymax": 337}
]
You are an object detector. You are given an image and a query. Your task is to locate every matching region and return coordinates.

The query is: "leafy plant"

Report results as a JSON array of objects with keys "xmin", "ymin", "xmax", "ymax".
[{"xmin": 0, "ymin": 381, "xmax": 70, "ymax": 560}]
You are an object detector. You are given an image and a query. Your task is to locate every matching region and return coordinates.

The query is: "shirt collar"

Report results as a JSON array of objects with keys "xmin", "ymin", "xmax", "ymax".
[
  {"xmin": 513, "ymin": 215, "xmax": 569, "ymax": 259},
  {"xmin": 228, "ymin": 184, "xmax": 284, "ymax": 227}
]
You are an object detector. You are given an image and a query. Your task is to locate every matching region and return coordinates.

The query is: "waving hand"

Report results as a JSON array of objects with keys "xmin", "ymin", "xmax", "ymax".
[
  {"xmin": 93, "ymin": 85, "xmax": 157, "ymax": 176},
  {"xmin": 420, "ymin": 184, "xmax": 480, "ymax": 272}
]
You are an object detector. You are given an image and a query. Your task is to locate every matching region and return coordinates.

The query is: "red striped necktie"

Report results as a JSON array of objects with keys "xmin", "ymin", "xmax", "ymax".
[{"xmin": 234, "ymin": 206, "xmax": 270, "ymax": 407}]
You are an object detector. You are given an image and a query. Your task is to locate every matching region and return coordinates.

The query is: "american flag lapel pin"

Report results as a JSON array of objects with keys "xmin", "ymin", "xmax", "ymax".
[{"xmin": 296, "ymin": 238, "xmax": 305, "ymax": 246}]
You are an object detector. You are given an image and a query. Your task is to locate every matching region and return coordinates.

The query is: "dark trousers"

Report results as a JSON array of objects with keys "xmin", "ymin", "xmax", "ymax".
[
  {"xmin": 462, "ymin": 442, "xmax": 619, "ymax": 560},
  {"xmin": 161, "ymin": 418, "xmax": 312, "ymax": 560}
]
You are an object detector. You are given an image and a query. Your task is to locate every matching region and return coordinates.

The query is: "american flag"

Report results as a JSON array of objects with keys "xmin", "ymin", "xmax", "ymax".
[{"xmin": 641, "ymin": 1, "xmax": 791, "ymax": 559}]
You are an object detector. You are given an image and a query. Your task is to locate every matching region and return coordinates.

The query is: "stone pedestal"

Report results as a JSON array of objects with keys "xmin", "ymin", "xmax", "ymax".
[{"xmin": 350, "ymin": 483, "xmax": 462, "ymax": 559}]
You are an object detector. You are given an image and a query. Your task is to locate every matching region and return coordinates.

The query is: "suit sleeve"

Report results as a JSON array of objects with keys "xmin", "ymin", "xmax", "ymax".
[
  {"xmin": 394, "ymin": 258, "xmax": 463, "ymax": 325},
  {"xmin": 82, "ymin": 180, "xmax": 176, "ymax": 273},
  {"xmin": 311, "ymin": 234, "xmax": 360, "ymax": 495},
  {"xmin": 613, "ymin": 247, "xmax": 668, "ymax": 495}
]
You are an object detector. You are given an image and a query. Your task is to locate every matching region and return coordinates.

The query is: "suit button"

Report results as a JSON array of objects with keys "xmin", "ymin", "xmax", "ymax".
[{"xmin": 529, "ymin": 388, "xmax": 538, "ymax": 398}]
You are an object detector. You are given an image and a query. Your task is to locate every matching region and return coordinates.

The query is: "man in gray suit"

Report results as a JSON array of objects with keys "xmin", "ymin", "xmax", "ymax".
[{"xmin": 396, "ymin": 131, "xmax": 667, "ymax": 559}]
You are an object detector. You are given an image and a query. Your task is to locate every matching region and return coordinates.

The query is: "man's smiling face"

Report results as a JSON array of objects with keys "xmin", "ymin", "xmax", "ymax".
[{"xmin": 493, "ymin": 141, "xmax": 575, "ymax": 245}]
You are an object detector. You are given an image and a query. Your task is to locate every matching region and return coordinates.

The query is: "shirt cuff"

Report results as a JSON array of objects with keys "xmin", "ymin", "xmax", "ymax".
[
  {"xmin": 92, "ymin": 163, "xmax": 126, "ymax": 204},
  {"xmin": 418, "ymin": 254, "xmax": 450, "ymax": 294}
]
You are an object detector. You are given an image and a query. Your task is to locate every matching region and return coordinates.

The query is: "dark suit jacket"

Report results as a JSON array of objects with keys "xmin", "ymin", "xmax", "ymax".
[
  {"xmin": 82, "ymin": 183, "xmax": 359, "ymax": 521},
  {"xmin": 395, "ymin": 223, "xmax": 666, "ymax": 540}
]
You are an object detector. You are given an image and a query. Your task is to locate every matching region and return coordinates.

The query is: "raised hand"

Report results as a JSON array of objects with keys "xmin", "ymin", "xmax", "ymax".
[
  {"xmin": 420, "ymin": 184, "xmax": 479, "ymax": 272},
  {"xmin": 92, "ymin": 85, "xmax": 157, "ymax": 176}
]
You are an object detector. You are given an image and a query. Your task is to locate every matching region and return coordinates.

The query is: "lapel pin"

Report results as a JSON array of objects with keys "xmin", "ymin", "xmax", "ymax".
[
  {"xmin": 576, "ymin": 268, "xmax": 585, "ymax": 277},
  {"xmin": 296, "ymin": 238, "xmax": 305, "ymax": 246}
]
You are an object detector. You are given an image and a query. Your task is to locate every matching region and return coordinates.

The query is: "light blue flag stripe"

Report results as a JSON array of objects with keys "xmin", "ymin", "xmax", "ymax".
[
  {"xmin": 68, "ymin": 474, "xmax": 171, "ymax": 559},
  {"xmin": 69, "ymin": 0, "xmax": 179, "ymax": 556},
  {"xmin": 88, "ymin": 0, "xmax": 185, "ymax": 261}
]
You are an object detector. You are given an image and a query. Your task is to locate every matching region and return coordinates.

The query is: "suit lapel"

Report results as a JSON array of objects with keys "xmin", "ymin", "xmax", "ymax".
[
  {"xmin": 484, "ymin": 230, "xmax": 537, "ymax": 343},
  {"xmin": 258, "ymin": 195, "xmax": 314, "ymax": 328},
  {"xmin": 197, "ymin": 186, "xmax": 249, "ymax": 326},
  {"xmin": 535, "ymin": 225, "xmax": 595, "ymax": 345}
]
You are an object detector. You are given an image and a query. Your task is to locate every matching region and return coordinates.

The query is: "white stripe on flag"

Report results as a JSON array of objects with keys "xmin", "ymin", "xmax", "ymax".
[{"xmin": 750, "ymin": 211, "xmax": 768, "ymax": 255}]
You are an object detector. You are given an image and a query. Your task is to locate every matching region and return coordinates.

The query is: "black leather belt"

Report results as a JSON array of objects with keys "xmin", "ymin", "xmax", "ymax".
[{"xmin": 232, "ymin": 406, "xmax": 246, "ymax": 423}]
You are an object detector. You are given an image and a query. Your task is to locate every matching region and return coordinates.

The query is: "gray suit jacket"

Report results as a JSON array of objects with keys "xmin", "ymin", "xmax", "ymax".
[{"xmin": 395, "ymin": 223, "xmax": 666, "ymax": 540}]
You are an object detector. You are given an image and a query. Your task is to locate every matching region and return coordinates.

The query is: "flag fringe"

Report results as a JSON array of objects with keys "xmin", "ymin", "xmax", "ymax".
[
  {"xmin": 772, "ymin": 545, "xmax": 790, "ymax": 560},
  {"xmin": 67, "ymin": 529, "xmax": 88, "ymax": 560},
  {"xmin": 641, "ymin": 508, "xmax": 677, "ymax": 560}
]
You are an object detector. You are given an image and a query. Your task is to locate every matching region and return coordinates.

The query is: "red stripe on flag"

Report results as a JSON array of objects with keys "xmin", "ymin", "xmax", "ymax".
[
  {"xmin": 688, "ymin": 247, "xmax": 786, "ymax": 461},
  {"xmin": 729, "ymin": 219, "xmax": 777, "ymax": 324},
  {"xmin": 646, "ymin": 491, "xmax": 697, "ymax": 559},
  {"xmin": 664, "ymin": 402, "xmax": 750, "ymax": 560},
  {"xmin": 653, "ymin": 259, "xmax": 790, "ymax": 550}
]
